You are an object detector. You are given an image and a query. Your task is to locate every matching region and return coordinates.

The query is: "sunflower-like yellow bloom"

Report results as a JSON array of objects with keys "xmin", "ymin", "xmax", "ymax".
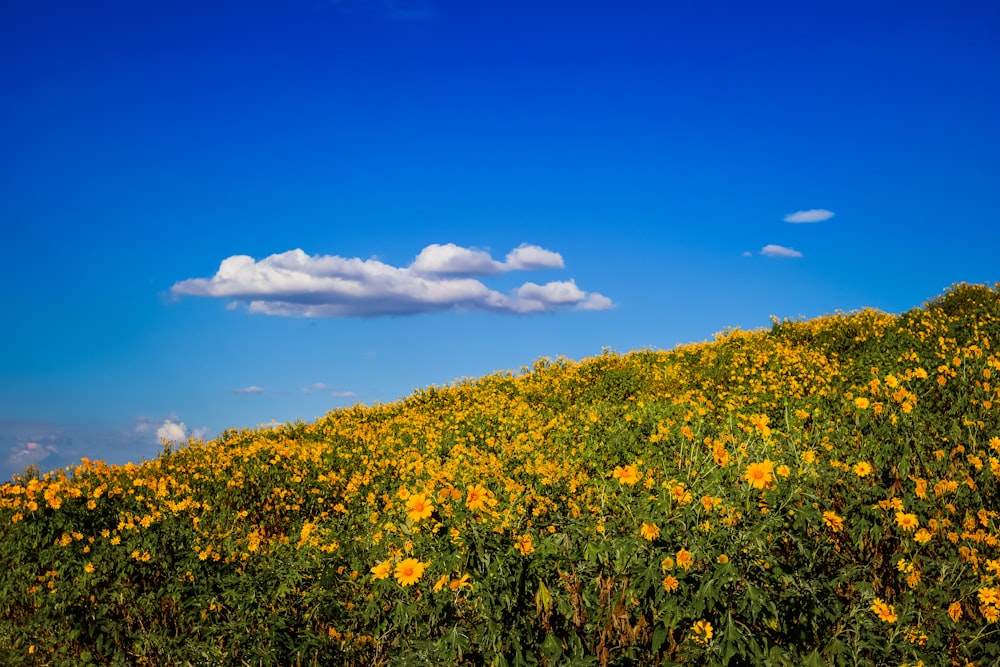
[
  {"xmin": 640, "ymin": 522, "xmax": 660, "ymax": 541},
  {"xmin": 612, "ymin": 464, "xmax": 641, "ymax": 486},
  {"xmin": 691, "ymin": 620, "xmax": 713, "ymax": 644},
  {"xmin": 895, "ymin": 511, "xmax": 919, "ymax": 532},
  {"xmin": 515, "ymin": 533, "xmax": 534, "ymax": 556},
  {"xmin": 744, "ymin": 460, "xmax": 775, "ymax": 490},
  {"xmin": 394, "ymin": 558, "xmax": 428, "ymax": 586},
  {"xmin": 405, "ymin": 493, "xmax": 434, "ymax": 523},
  {"xmin": 870, "ymin": 597, "xmax": 898, "ymax": 623},
  {"xmin": 823, "ymin": 510, "xmax": 844, "ymax": 533},
  {"xmin": 465, "ymin": 485, "xmax": 489, "ymax": 512},
  {"xmin": 370, "ymin": 560, "xmax": 393, "ymax": 580}
]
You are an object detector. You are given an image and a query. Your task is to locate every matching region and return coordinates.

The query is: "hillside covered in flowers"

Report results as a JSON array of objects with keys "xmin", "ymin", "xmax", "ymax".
[{"xmin": 1, "ymin": 283, "xmax": 999, "ymax": 666}]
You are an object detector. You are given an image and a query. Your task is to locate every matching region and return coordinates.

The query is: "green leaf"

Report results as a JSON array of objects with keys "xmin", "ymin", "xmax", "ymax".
[
  {"xmin": 536, "ymin": 579, "xmax": 552, "ymax": 616},
  {"xmin": 652, "ymin": 624, "xmax": 668, "ymax": 654},
  {"xmin": 802, "ymin": 648, "xmax": 826, "ymax": 667}
]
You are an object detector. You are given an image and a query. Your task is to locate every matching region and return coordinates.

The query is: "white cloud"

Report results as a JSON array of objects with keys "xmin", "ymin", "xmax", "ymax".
[
  {"xmin": 171, "ymin": 243, "xmax": 612, "ymax": 317},
  {"xmin": 331, "ymin": 390, "xmax": 360, "ymax": 398},
  {"xmin": 503, "ymin": 243, "xmax": 565, "ymax": 271},
  {"xmin": 233, "ymin": 386, "xmax": 265, "ymax": 394},
  {"xmin": 190, "ymin": 427, "xmax": 211, "ymax": 440},
  {"xmin": 784, "ymin": 209, "xmax": 835, "ymax": 223},
  {"xmin": 1, "ymin": 419, "xmax": 206, "ymax": 480},
  {"xmin": 516, "ymin": 280, "xmax": 585, "ymax": 304},
  {"xmin": 8, "ymin": 441, "xmax": 57, "ymax": 468},
  {"xmin": 410, "ymin": 243, "xmax": 502, "ymax": 276},
  {"xmin": 761, "ymin": 244, "xmax": 803, "ymax": 258},
  {"xmin": 156, "ymin": 419, "xmax": 187, "ymax": 442},
  {"xmin": 303, "ymin": 382, "xmax": 358, "ymax": 399},
  {"xmin": 576, "ymin": 293, "xmax": 615, "ymax": 311}
]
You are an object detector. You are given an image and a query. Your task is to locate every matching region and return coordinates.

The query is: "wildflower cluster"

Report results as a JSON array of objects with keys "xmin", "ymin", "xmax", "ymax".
[{"xmin": 1, "ymin": 282, "xmax": 999, "ymax": 666}]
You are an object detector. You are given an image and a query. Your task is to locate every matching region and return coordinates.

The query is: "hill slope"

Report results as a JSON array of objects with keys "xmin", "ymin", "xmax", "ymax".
[{"xmin": 2, "ymin": 283, "xmax": 999, "ymax": 666}]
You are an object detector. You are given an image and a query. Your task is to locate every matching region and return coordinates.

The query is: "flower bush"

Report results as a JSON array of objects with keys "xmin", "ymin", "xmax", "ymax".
[{"xmin": 1, "ymin": 282, "xmax": 998, "ymax": 665}]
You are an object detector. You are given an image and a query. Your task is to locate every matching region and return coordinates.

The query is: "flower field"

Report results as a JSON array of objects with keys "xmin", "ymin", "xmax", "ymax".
[{"xmin": 2, "ymin": 283, "xmax": 999, "ymax": 666}]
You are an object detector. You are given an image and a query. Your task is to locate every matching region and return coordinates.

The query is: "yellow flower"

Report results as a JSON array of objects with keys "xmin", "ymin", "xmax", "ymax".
[
  {"xmin": 83, "ymin": 562, "xmax": 95, "ymax": 574},
  {"xmin": 670, "ymin": 483, "xmax": 692, "ymax": 505},
  {"xmin": 515, "ymin": 533, "xmax": 534, "ymax": 556},
  {"xmin": 433, "ymin": 574, "xmax": 449, "ymax": 592},
  {"xmin": 393, "ymin": 558, "xmax": 428, "ymax": 587},
  {"xmin": 370, "ymin": 560, "xmax": 393, "ymax": 580},
  {"xmin": 853, "ymin": 461, "xmax": 873, "ymax": 477},
  {"xmin": 717, "ymin": 554, "xmax": 729, "ymax": 564},
  {"xmin": 870, "ymin": 597, "xmax": 898, "ymax": 623},
  {"xmin": 660, "ymin": 556, "xmax": 675, "ymax": 572},
  {"xmin": 895, "ymin": 511, "xmax": 919, "ymax": 532},
  {"xmin": 612, "ymin": 464, "xmax": 641, "ymax": 486},
  {"xmin": 662, "ymin": 575, "xmax": 679, "ymax": 592},
  {"xmin": 676, "ymin": 548, "xmax": 694, "ymax": 570},
  {"xmin": 823, "ymin": 510, "xmax": 844, "ymax": 533},
  {"xmin": 855, "ymin": 397, "xmax": 870, "ymax": 410},
  {"xmin": 914, "ymin": 528, "xmax": 932, "ymax": 543},
  {"xmin": 296, "ymin": 521, "xmax": 316, "ymax": 548},
  {"xmin": 449, "ymin": 573, "xmax": 472, "ymax": 590},
  {"xmin": 948, "ymin": 601, "xmax": 963, "ymax": 622},
  {"xmin": 712, "ymin": 442, "xmax": 730, "ymax": 467},
  {"xmin": 691, "ymin": 620, "xmax": 713, "ymax": 644},
  {"xmin": 465, "ymin": 485, "xmax": 489, "ymax": 512},
  {"xmin": 979, "ymin": 587, "xmax": 999, "ymax": 606},
  {"xmin": 776, "ymin": 464, "xmax": 790, "ymax": 478},
  {"xmin": 640, "ymin": 522, "xmax": 660, "ymax": 541},
  {"xmin": 744, "ymin": 460, "xmax": 775, "ymax": 490},
  {"xmin": 405, "ymin": 493, "xmax": 434, "ymax": 523}
]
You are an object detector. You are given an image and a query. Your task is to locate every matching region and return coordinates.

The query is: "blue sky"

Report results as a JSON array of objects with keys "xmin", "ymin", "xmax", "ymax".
[{"xmin": 2, "ymin": 0, "xmax": 998, "ymax": 480}]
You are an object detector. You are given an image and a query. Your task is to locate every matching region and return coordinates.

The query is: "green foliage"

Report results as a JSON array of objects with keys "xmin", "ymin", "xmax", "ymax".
[{"xmin": 1, "ymin": 282, "xmax": 999, "ymax": 665}]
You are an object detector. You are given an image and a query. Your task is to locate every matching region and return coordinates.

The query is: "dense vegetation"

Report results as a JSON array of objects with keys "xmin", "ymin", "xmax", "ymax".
[{"xmin": 2, "ymin": 283, "xmax": 999, "ymax": 666}]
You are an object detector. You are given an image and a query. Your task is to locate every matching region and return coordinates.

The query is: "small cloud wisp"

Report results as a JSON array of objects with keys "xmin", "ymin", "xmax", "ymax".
[
  {"xmin": 232, "ymin": 386, "xmax": 265, "ymax": 395},
  {"xmin": 761, "ymin": 244, "xmax": 803, "ymax": 258},
  {"xmin": 784, "ymin": 209, "xmax": 835, "ymax": 223}
]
